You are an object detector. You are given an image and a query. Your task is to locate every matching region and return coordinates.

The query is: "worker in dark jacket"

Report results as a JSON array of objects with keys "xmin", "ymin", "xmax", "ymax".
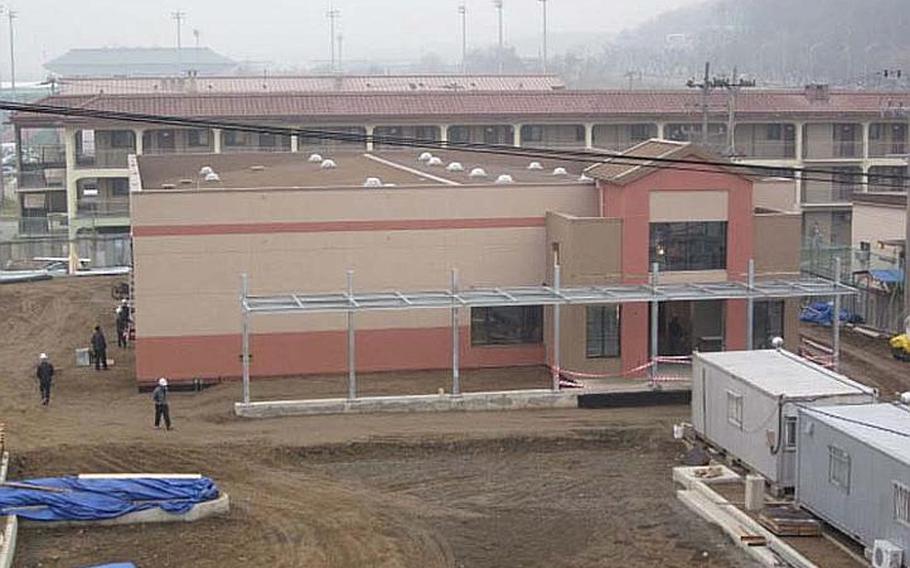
[
  {"xmin": 116, "ymin": 299, "xmax": 130, "ymax": 348},
  {"xmin": 91, "ymin": 326, "xmax": 108, "ymax": 371},
  {"xmin": 152, "ymin": 377, "xmax": 172, "ymax": 430},
  {"xmin": 36, "ymin": 353, "xmax": 54, "ymax": 406}
]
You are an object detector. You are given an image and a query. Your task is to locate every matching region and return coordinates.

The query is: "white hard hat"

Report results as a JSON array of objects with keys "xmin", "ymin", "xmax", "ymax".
[
  {"xmin": 121, "ymin": 299, "xmax": 128, "ymax": 304},
  {"xmin": 158, "ymin": 377, "xmax": 168, "ymax": 387},
  {"xmin": 39, "ymin": 353, "xmax": 48, "ymax": 360}
]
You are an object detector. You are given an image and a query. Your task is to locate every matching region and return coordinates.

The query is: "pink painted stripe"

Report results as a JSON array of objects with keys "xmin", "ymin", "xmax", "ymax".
[{"xmin": 133, "ymin": 217, "xmax": 546, "ymax": 237}]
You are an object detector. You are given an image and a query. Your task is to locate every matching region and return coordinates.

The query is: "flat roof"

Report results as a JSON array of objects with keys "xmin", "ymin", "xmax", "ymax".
[
  {"xmin": 801, "ymin": 403, "xmax": 910, "ymax": 465},
  {"xmin": 696, "ymin": 350, "xmax": 874, "ymax": 399},
  {"xmin": 136, "ymin": 150, "xmax": 592, "ymax": 191}
]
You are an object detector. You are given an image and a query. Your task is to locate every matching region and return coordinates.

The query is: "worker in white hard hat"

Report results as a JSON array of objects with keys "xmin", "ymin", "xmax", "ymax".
[
  {"xmin": 36, "ymin": 353, "xmax": 55, "ymax": 406},
  {"xmin": 116, "ymin": 299, "xmax": 131, "ymax": 349},
  {"xmin": 152, "ymin": 377, "xmax": 172, "ymax": 430}
]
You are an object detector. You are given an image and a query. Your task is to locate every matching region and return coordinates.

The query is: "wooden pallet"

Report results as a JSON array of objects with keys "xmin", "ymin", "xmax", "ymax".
[{"xmin": 758, "ymin": 506, "xmax": 821, "ymax": 537}]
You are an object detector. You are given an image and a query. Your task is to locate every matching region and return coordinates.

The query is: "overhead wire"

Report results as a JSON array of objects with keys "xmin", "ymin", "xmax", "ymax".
[{"xmin": 4, "ymin": 100, "xmax": 909, "ymax": 190}]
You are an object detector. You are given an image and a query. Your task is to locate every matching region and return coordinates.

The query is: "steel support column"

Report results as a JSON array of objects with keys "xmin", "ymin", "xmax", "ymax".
[
  {"xmin": 833, "ymin": 258, "xmax": 842, "ymax": 371},
  {"xmin": 650, "ymin": 263, "xmax": 660, "ymax": 384},
  {"xmin": 241, "ymin": 273, "xmax": 251, "ymax": 405},
  {"xmin": 552, "ymin": 262, "xmax": 561, "ymax": 392},
  {"xmin": 347, "ymin": 270, "xmax": 357, "ymax": 400},
  {"xmin": 746, "ymin": 258, "xmax": 755, "ymax": 350},
  {"xmin": 451, "ymin": 268, "xmax": 461, "ymax": 396}
]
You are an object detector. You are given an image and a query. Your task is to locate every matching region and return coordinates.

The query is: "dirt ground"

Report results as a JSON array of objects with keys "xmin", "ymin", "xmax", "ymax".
[
  {"xmin": 800, "ymin": 323, "xmax": 910, "ymax": 398},
  {"xmin": 10, "ymin": 277, "xmax": 891, "ymax": 566}
]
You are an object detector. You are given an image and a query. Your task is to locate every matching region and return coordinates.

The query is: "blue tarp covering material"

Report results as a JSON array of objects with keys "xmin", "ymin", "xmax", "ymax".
[
  {"xmin": 799, "ymin": 301, "xmax": 854, "ymax": 326},
  {"xmin": 870, "ymin": 269, "xmax": 905, "ymax": 284},
  {"xmin": 0, "ymin": 477, "xmax": 219, "ymax": 522}
]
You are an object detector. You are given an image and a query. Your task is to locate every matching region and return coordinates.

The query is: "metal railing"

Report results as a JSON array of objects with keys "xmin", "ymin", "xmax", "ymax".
[
  {"xmin": 75, "ymin": 149, "xmax": 134, "ymax": 169},
  {"xmin": 803, "ymin": 141, "xmax": 863, "ymax": 159},
  {"xmin": 18, "ymin": 216, "xmax": 67, "ymax": 236},
  {"xmin": 76, "ymin": 200, "xmax": 130, "ymax": 217},
  {"xmin": 733, "ymin": 141, "xmax": 797, "ymax": 160},
  {"xmin": 20, "ymin": 145, "xmax": 66, "ymax": 168},
  {"xmin": 868, "ymin": 140, "xmax": 907, "ymax": 158}
]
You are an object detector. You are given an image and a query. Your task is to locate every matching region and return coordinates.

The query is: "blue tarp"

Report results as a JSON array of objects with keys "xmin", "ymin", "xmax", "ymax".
[
  {"xmin": 799, "ymin": 301, "xmax": 854, "ymax": 326},
  {"xmin": 870, "ymin": 269, "xmax": 905, "ymax": 284},
  {"xmin": 0, "ymin": 476, "xmax": 219, "ymax": 522}
]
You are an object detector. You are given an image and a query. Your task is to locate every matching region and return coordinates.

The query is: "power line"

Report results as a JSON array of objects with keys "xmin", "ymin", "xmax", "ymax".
[{"xmin": 4, "ymin": 100, "xmax": 909, "ymax": 190}]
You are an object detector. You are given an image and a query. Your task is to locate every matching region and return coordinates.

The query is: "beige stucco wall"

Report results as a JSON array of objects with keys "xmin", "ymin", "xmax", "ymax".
[
  {"xmin": 852, "ymin": 203, "xmax": 906, "ymax": 247},
  {"xmin": 753, "ymin": 179, "xmax": 799, "ymax": 213},
  {"xmin": 546, "ymin": 212, "xmax": 624, "ymax": 374},
  {"xmin": 649, "ymin": 190, "xmax": 728, "ymax": 222},
  {"xmin": 753, "ymin": 212, "xmax": 802, "ymax": 277}
]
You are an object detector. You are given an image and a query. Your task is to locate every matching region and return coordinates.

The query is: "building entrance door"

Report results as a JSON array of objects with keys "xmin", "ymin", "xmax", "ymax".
[{"xmin": 656, "ymin": 301, "xmax": 725, "ymax": 356}]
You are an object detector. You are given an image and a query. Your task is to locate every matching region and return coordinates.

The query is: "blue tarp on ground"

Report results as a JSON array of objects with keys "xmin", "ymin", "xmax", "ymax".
[
  {"xmin": 799, "ymin": 301, "xmax": 853, "ymax": 326},
  {"xmin": 0, "ymin": 477, "xmax": 219, "ymax": 522}
]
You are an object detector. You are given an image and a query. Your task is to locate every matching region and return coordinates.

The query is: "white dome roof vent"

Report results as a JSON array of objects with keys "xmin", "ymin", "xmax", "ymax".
[
  {"xmin": 308, "ymin": 153, "xmax": 323, "ymax": 163},
  {"xmin": 427, "ymin": 156, "xmax": 444, "ymax": 167},
  {"xmin": 363, "ymin": 177, "xmax": 383, "ymax": 188},
  {"xmin": 204, "ymin": 172, "xmax": 221, "ymax": 182},
  {"xmin": 578, "ymin": 174, "xmax": 593, "ymax": 182},
  {"xmin": 320, "ymin": 159, "xmax": 338, "ymax": 169},
  {"xmin": 446, "ymin": 162, "xmax": 464, "ymax": 172},
  {"xmin": 469, "ymin": 167, "xmax": 488, "ymax": 178},
  {"xmin": 527, "ymin": 161, "xmax": 543, "ymax": 170},
  {"xmin": 552, "ymin": 167, "xmax": 568, "ymax": 176},
  {"xmin": 418, "ymin": 152, "xmax": 433, "ymax": 162},
  {"xmin": 495, "ymin": 174, "xmax": 515, "ymax": 184},
  {"xmin": 199, "ymin": 166, "xmax": 214, "ymax": 176}
]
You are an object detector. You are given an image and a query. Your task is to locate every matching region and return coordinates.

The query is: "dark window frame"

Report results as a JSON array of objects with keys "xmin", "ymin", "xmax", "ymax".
[
  {"xmin": 649, "ymin": 221, "xmax": 728, "ymax": 272},
  {"xmin": 752, "ymin": 300, "xmax": 785, "ymax": 349},
  {"xmin": 471, "ymin": 306, "xmax": 543, "ymax": 346},
  {"xmin": 586, "ymin": 305, "xmax": 621, "ymax": 359}
]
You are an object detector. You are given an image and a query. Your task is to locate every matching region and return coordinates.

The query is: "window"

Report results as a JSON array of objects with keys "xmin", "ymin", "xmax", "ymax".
[
  {"xmin": 726, "ymin": 391, "xmax": 743, "ymax": 429},
  {"xmin": 156, "ymin": 130, "xmax": 176, "ymax": 150},
  {"xmin": 224, "ymin": 130, "xmax": 252, "ymax": 146},
  {"xmin": 471, "ymin": 306, "xmax": 543, "ymax": 346},
  {"xmin": 784, "ymin": 416, "xmax": 798, "ymax": 450},
  {"xmin": 650, "ymin": 222, "xmax": 727, "ymax": 271},
  {"xmin": 259, "ymin": 133, "xmax": 277, "ymax": 147},
  {"xmin": 108, "ymin": 131, "xmax": 133, "ymax": 149},
  {"xmin": 629, "ymin": 124, "xmax": 653, "ymax": 141},
  {"xmin": 522, "ymin": 125, "xmax": 544, "ymax": 143},
  {"xmin": 828, "ymin": 446, "xmax": 851, "ymax": 493},
  {"xmin": 415, "ymin": 127, "xmax": 438, "ymax": 141},
  {"xmin": 586, "ymin": 305, "xmax": 620, "ymax": 358},
  {"xmin": 111, "ymin": 178, "xmax": 130, "ymax": 197},
  {"xmin": 753, "ymin": 300, "xmax": 785, "ymax": 349},
  {"xmin": 894, "ymin": 482, "xmax": 910, "ymax": 526},
  {"xmin": 187, "ymin": 129, "xmax": 210, "ymax": 147},
  {"xmin": 449, "ymin": 126, "xmax": 470, "ymax": 143},
  {"xmin": 766, "ymin": 124, "xmax": 782, "ymax": 141}
]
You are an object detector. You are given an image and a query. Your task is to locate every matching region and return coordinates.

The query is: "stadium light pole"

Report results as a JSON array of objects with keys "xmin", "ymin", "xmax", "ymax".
[
  {"xmin": 493, "ymin": 0, "xmax": 503, "ymax": 75},
  {"xmin": 327, "ymin": 7, "xmax": 340, "ymax": 73},
  {"xmin": 171, "ymin": 10, "xmax": 186, "ymax": 76},
  {"xmin": 539, "ymin": 0, "xmax": 547, "ymax": 74},
  {"xmin": 7, "ymin": 9, "xmax": 15, "ymax": 97},
  {"xmin": 458, "ymin": 3, "xmax": 467, "ymax": 75}
]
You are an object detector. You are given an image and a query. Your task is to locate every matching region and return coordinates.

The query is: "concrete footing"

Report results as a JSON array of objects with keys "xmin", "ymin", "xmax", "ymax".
[
  {"xmin": 20, "ymin": 493, "xmax": 230, "ymax": 529},
  {"xmin": 0, "ymin": 516, "xmax": 16, "ymax": 568},
  {"xmin": 235, "ymin": 389, "xmax": 578, "ymax": 418}
]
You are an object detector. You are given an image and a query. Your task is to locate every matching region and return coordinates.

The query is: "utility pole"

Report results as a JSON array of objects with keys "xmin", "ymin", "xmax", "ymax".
[
  {"xmin": 686, "ymin": 62, "xmax": 754, "ymax": 153},
  {"xmin": 685, "ymin": 62, "xmax": 712, "ymax": 146},
  {"xmin": 539, "ymin": 0, "xmax": 548, "ymax": 74},
  {"xmin": 336, "ymin": 33, "xmax": 343, "ymax": 74},
  {"xmin": 493, "ymin": 0, "xmax": 504, "ymax": 75},
  {"xmin": 7, "ymin": 9, "xmax": 15, "ymax": 97},
  {"xmin": 327, "ymin": 7, "xmax": 340, "ymax": 73},
  {"xmin": 171, "ymin": 10, "xmax": 186, "ymax": 75},
  {"xmin": 458, "ymin": 3, "xmax": 467, "ymax": 75},
  {"xmin": 192, "ymin": 28, "xmax": 200, "ymax": 49},
  {"xmin": 722, "ymin": 67, "xmax": 756, "ymax": 156}
]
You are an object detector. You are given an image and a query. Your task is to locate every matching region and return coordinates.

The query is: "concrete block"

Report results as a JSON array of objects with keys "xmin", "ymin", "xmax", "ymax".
[
  {"xmin": 672, "ymin": 465, "xmax": 740, "ymax": 490},
  {"xmin": 0, "ymin": 515, "xmax": 17, "ymax": 568},
  {"xmin": 745, "ymin": 474, "xmax": 765, "ymax": 512},
  {"xmin": 20, "ymin": 493, "xmax": 230, "ymax": 529},
  {"xmin": 235, "ymin": 389, "xmax": 578, "ymax": 418}
]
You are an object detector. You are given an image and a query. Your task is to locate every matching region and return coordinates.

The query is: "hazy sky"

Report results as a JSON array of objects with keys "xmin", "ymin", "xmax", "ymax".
[{"xmin": 14, "ymin": 0, "xmax": 703, "ymax": 79}]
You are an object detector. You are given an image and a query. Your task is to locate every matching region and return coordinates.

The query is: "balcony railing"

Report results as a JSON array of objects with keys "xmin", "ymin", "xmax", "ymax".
[
  {"xmin": 21, "ymin": 145, "xmax": 66, "ymax": 168},
  {"xmin": 143, "ymin": 145, "xmax": 214, "ymax": 155},
  {"xmin": 222, "ymin": 144, "xmax": 292, "ymax": 153},
  {"xmin": 76, "ymin": 200, "xmax": 130, "ymax": 217},
  {"xmin": 18, "ymin": 216, "xmax": 68, "ymax": 236},
  {"xmin": 801, "ymin": 183, "xmax": 857, "ymax": 204},
  {"xmin": 868, "ymin": 140, "xmax": 908, "ymax": 158},
  {"xmin": 804, "ymin": 141, "xmax": 863, "ymax": 160},
  {"xmin": 733, "ymin": 141, "xmax": 796, "ymax": 160},
  {"xmin": 75, "ymin": 149, "xmax": 134, "ymax": 169},
  {"xmin": 18, "ymin": 170, "xmax": 66, "ymax": 190}
]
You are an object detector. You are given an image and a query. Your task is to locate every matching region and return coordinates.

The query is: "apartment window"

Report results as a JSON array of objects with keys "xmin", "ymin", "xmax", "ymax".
[
  {"xmin": 828, "ymin": 446, "xmax": 851, "ymax": 493},
  {"xmin": 471, "ymin": 306, "xmax": 543, "ymax": 346},
  {"xmin": 753, "ymin": 300, "xmax": 785, "ymax": 349},
  {"xmin": 224, "ymin": 130, "xmax": 252, "ymax": 146},
  {"xmin": 573, "ymin": 125, "xmax": 585, "ymax": 142},
  {"xmin": 187, "ymin": 129, "xmax": 211, "ymax": 147},
  {"xmin": 522, "ymin": 125, "xmax": 544, "ymax": 143},
  {"xmin": 629, "ymin": 124, "xmax": 653, "ymax": 141},
  {"xmin": 726, "ymin": 391, "xmax": 743, "ymax": 429},
  {"xmin": 650, "ymin": 222, "xmax": 727, "ymax": 271},
  {"xmin": 894, "ymin": 482, "xmax": 910, "ymax": 526},
  {"xmin": 586, "ymin": 305, "xmax": 620, "ymax": 359},
  {"xmin": 449, "ymin": 126, "xmax": 470, "ymax": 143},
  {"xmin": 259, "ymin": 133, "xmax": 277, "ymax": 148},
  {"xmin": 109, "ymin": 131, "xmax": 133, "ymax": 149},
  {"xmin": 784, "ymin": 416, "xmax": 798, "ymax": 450},
  {"xmin": 156, "ymin": 130, "xmax": 176, "ymax": 150},
  {"xmin": 415, "ymin": 127, "xmax": 438, "ymax": 141},
  {"xmin": 111, "ymin": 178, "xmax": 130, "ymax": 197},
  {"xmin": 766, "ymin": 124, "xmax": 782, "ymax": 140}
]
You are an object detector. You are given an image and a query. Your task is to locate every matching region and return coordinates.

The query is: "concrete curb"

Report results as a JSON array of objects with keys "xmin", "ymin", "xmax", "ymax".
[
  {"xmin": 20, "ymin": 493, "xmax": 230, "ymax": 529},
  {"xmin": 235, "ymin": 389, "xmax": 578, "ymax": 418}
]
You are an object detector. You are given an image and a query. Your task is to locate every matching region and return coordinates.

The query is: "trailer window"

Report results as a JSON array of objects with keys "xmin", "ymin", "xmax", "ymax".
[
  {"xmin": 828, "ymin": 446, "xmax": 851, "ymax": 493},
  {"xmin": 726, "ymin": 391, "xmax": 743, "ymax": 429},
  {"xmin": 894, "ymin": 482, "xmax": 910, "ymax": 526},
  {"xmin": 784, "ymin": 417, "xmax": 798, "ymax": 450}
]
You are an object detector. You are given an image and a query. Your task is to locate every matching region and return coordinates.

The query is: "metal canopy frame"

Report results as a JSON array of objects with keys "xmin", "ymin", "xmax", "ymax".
[{"xmin": 238, "ymin": 260, "xmax": 853, "ymax": 405}]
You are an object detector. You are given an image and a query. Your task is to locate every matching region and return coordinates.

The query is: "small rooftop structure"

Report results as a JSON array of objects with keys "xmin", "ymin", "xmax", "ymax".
[{"xmin": 44, "ymin": 47, "xmax": 237, "ymax": 77}]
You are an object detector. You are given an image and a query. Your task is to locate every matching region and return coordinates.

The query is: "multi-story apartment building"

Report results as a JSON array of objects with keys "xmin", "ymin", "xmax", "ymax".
[{"xmin": 12, "ymin": 83, "xmax": 910, "ymax": 251}]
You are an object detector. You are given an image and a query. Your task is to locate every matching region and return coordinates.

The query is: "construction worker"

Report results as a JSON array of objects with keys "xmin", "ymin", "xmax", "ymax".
[
  {"xmin": 152, "ymin": 377, "xmax": 172, "ymax": 430},
  {"xmin": 116, "ymin": 299, "xmax": 130, "ymax": 348},
  {"xmin": 91, "ymin": 326, "xmax": 108, "ymax": 371},
  {"xmin": 36, "ymin": 353, "xmax": 54, "ymax": 406}
]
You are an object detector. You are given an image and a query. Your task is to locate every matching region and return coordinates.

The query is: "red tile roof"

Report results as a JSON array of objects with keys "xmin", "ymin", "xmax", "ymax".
[{"xmin": 13, "ymin": 89, "xmax": 910, "ymax": 126}]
